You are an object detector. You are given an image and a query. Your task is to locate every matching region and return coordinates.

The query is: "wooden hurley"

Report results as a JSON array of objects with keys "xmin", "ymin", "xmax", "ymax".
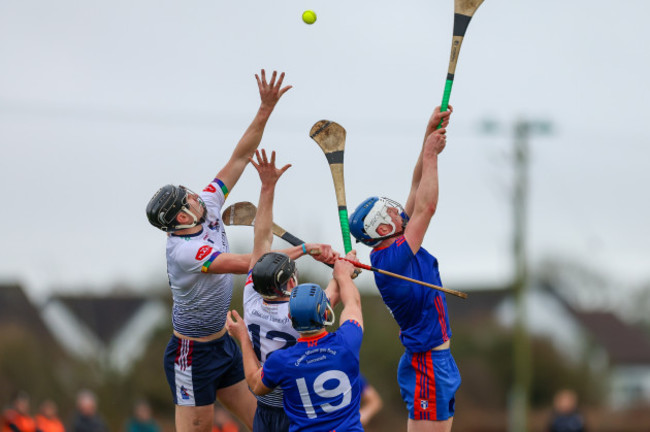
[
  {"xmin": 309, "ymin": 120, "xmax": 353, "ymax": 254},
  {"xmin": 438, "ymin": 0, "xmax": 485, "ymax": 126}
]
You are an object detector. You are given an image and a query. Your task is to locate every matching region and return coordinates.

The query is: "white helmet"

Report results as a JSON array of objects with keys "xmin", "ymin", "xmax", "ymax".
[{"xmin": 362, "ymin": 197, "xmax": 405, "ymax": 239}]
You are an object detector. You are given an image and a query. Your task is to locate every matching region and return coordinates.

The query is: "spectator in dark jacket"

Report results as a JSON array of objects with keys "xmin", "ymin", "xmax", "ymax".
[
  {"xmin": 548, "ymin": 389, "xmax": 586, "ymax": 432},
  {"xmin": 125, "ymin": 399, "xmax": 160, "ymax": 432},
  {"xmin": 69, "ymin": 390, "xmax": 108, "ymax": 432}
]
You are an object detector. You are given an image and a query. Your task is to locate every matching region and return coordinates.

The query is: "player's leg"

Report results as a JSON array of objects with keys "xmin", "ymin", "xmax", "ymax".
[
  {"xmin": 216, "ymin": 379, "xmax": 256, "ymax": 430},
  {"xmin": 408, "ymin": 417, "xmax": 454, "ymax": 432},
  {"xmin": 175, "ymin": 405, "xmax": 214, "ymax": 432},
  {"xmin": 163, "ymin": 335, "xmax": 223, "ymax": 432},
  {"xmin": 252, "ymin": 403, "xmax": 291, "ymax": 432},
  {"xmin": 214, "ymin": 333, "xmax": 256, "ymax": 430},
  {"xmin": 398, "ymin": 349, "xmax": 461, "ymax": 431}
]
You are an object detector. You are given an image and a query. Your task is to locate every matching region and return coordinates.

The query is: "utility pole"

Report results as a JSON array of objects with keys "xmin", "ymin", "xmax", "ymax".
[
  {"xmin": 510, "ymin": 119, "xmax": 531, "ymax": 432},
  {"xmin": 482, "ymin": 117, "xmax": 552, "ymax": 432}
]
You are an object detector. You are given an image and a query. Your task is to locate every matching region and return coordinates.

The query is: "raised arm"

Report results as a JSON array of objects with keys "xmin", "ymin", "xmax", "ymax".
[
  {"xmin": 324, "ymin": 277, "xmax": 341, "ymax": 308},
  {"xmin": 225, "ymin": 310, "xmax": 273, "ymax": 395},
  {"xmin": 404, "ymin": 106, "xmax": 452, "ymax": 216},
  {"xmin": 248, "ymin": 150, "xmax": 291, "ymax": 270},
  {"xmin": 336, "ymin": 250, "xmax": 363, "ymax": 329},
  {"xmin": 216, "ymin": 70, "xmax": 292, "ymax": 193},
  {"xmin": 403, "ymin": 127, "xmax": 447, "ymax": 254}
]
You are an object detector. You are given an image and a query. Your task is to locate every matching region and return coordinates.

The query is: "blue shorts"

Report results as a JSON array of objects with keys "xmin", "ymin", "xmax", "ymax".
[
  {"xmin": 397, "ymin": 348, "xmax": 461, "ymax": 421},
  {"xmin": 163, "ymin": 333, "xmax": 245, "ymax": 406},
  {"xmin": 253, "ymin": 402, "xmax": 290, "ymax": 432}
]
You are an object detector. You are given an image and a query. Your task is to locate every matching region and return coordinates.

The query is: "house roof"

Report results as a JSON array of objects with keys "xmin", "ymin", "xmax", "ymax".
[
  {"xmin": 51, "ymin": 295, "xmax": 148, "ymax": 344},
  {"xmin": 446, "ymin": 283, "xmax": 650, "ymax": 366},
  {"xmin": 573, "ymin": 311, "xmax": 650, "ymax": 365},
  {"xmin": 0, "ymin": 283, "xmax": 57, "ymax": 345},
  {"xmin": 446, "ymin": 287, "xmax": 509, "ymax": 321}
]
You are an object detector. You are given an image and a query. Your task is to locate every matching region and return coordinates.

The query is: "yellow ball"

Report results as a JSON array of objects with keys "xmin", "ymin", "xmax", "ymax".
[{"xmin": 302, "ymin": 10, "xmax": 317, "ymax": 25}]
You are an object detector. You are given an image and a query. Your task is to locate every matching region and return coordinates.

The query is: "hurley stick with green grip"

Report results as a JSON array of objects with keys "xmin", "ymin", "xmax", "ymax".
[
  {"xmin": 309, "ymin": 120, "xmax": 353, "ymax": 254},
  {"xmin": 439, "ymin": 0, "xmax": 485, "ymax": 127}
]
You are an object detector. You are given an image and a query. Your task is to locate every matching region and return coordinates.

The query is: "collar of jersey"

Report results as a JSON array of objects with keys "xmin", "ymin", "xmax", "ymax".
[
  {"xmin": 298, "ymin": 330, "xmax": 328, "ymax": 343},
  {"xmin": 264, "ymin": 299, "xmax": 288, "ymax": 304},
  {"xmin": 171, "ymin": 227, "xmax": 204, "ymax": 238},
  {"xmin": 371, "ymin": 235, "xmax": 404, "ymax": 252}
]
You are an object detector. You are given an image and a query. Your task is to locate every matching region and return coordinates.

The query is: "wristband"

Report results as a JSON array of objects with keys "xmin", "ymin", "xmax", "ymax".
[{"xmin": 301, "ymin": 244, "xmax": 307, "ymax": 254}]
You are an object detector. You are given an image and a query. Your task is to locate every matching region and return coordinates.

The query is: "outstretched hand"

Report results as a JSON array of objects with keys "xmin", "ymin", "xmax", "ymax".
[
  {"xmin": 425, "ymin": 128, "xmax": 447, "ymax": 155},
  {"xmin": 305, "ymin": 243, "xmax": 339, "ymax": 265},
  {"xmin": 426, "ymin": 105, "xmax": 453, "ymax": 135},
  {"xmin": 256, "ymin": 69, "xmax": 292, "ymax": 111},
  {"xmin": 225, "ymin": 310, "xmax": 248, "ymax": 343},
  {"xmin": 250, "ymin": 149, "xmax": 291, "ymax": 187},
  {"xmin": 334, "ymin": 250, "xmax": 358, "ymax": 279}
]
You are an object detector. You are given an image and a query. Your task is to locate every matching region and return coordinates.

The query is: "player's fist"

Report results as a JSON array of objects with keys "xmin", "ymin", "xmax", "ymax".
[
  {"xmin": 427, "ymin": 105, "xmax": 453, "ymax": 132},
  {"xmin": 334, "ymin": 250, "xmax": 357, "ymax": 279},
  {"xmin": 307, "ymin": 243, "xmax": 338, "ymax": 264},
  {"xmin": 425, "ymin": 128, "xmax": 447, "ymax": 155},
  {"xmin": 225, "ymin": 310, "xmax": 248, "ymax": 342}
]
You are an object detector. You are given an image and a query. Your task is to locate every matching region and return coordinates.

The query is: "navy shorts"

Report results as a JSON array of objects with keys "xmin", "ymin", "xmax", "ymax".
[
  {"xmin": 253, "ymin": 402, "xmax": 290, "ymax": 432},
  {"xmin": 397, "ymin": 348, "xmax": 461, "ymax": 421},
  {"xmin": 163, "ymin": 333, "xmax": 245, "ymax": 406}
]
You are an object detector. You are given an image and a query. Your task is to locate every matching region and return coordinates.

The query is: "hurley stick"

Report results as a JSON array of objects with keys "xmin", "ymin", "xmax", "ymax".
[
  {"xmin": 439, "ymin": 0, "xmax": 485, "ymax": 126},
  {"xmin": 309, "ymin": 120, "xmax": 353, "ymax": 254},
  {"xmin": 339, "ymin": 257, "xmax": 468, "ymax": 299},
  {"xmin": 222, "ymin": 202, "xmax": 463, "ymax": 297},
  {"xmin": 222, "ymin": 201, "xmax": 307, "ymax": 248}
]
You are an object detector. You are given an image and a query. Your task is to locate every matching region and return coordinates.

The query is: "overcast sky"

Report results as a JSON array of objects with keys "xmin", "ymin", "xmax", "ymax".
[{"xmin": 1, "ymin": 0, "xmax": 648, "ymax": 303}]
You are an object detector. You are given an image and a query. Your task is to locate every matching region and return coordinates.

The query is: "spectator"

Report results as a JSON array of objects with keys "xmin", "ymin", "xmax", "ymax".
[
  {"xmin": 34, "ymin": 399, "xmax": 64, "ymax": 432},
  {"xmin": 359, "ymin": 376, "xmax": 384, "ymax": 427},
  {"xmin": 2, "ymin": 390, "xmax": 36, "ymax": 432},
  {"xmin": 69, "ymin": 390, "xmax": 108, "ymax": 432},
  {"xmin": 548, "ymin": 389, "xmax": 586, "ymax": 432},
  {"xmin": 212, "ymin": 405, "xmax": 239, "ymax": 432},
  {"xmin": 125, "ymin": 399, "xmax": 160, "ymax": 432}
]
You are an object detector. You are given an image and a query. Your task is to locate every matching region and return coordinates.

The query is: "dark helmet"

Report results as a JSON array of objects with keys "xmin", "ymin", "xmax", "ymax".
[
  {"xmin": 252, "ymin": 252, "xmax": 296, "ymax": 298},
  {"xmin": 146, "ymin": 184, "xmax": 203, "ymax": 232},
  {"xmin": 289, "ymin": 283, "xmax": 335, "ymax": 332}
]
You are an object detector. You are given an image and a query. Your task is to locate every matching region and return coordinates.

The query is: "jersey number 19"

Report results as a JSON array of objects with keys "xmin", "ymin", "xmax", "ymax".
[{"xmin": 295, "ymin": 370, "xmax": 352, "ymax": 419}]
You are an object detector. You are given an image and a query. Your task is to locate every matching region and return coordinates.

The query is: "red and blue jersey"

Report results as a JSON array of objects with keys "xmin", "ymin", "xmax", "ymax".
[
  {"xmin": 261, "ymin": 320, "xmax": 364, "ymax": 432},
  {"xmin": 370, "ymin": 236, "xmax": 451, "ymax": 353}
]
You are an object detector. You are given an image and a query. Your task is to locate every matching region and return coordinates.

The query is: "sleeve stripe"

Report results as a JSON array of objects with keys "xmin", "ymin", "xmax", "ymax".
[
  {"xmin": 215, "ymin": 178, "xmax": 229, "ymax": 199},
  {"xmin": 201, "ymin": 251, "xmax": 222, "ymax": 273}
]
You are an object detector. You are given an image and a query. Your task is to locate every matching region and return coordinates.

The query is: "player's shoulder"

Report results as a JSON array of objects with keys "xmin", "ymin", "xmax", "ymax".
[
  {"xmin": 200, "ymin": 178, "xmax": 227, "ymax": 205},
  {"xmin": 168, "ymin": 235, "xmax": 217, "ymax": 265},
  {"xmin": 265, "ymin": 341, "xmax": 297, "ymax": 366},
  {"xmin": 334, "ymin": 320, "xmax": 363, "ymax": 342},
  {"xmin": 340, "ymin": 319, "xmax": 362, "ymax": 330}
]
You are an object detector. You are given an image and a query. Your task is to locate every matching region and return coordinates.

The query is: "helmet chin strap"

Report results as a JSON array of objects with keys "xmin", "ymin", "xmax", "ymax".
[
  {"xmin": 174, "ymin": 208, "xmax": 205, "ymax": 230},
  {"xmin": 374, "ymin": 228, "xmax": 406, "ymax": 243},
  {"xmin": 324, "ymin": 303, "xmax": 336, "ymax": 326}
]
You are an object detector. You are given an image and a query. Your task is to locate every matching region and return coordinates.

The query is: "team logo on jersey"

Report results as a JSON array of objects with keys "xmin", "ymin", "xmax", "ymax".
[
  {"xmin": 420, "ymin": 399, "xmax": 429, "ymax": 410},
  {"xmin": 203, "ymin": 184, "xmax": 216, "ymax": 193},
  {"xmin": 208, "ymin": 220, "xmax": 220, "ymax": 230},
  {"xmin": 195, "ymin": 245, "xmax": 213, "ymax": 260},
  {"xmin": 180, "ymin": 386, "xmax": 190, "ymax": 400}
]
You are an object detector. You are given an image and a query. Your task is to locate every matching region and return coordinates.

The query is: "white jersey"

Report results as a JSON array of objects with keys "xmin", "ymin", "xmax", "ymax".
[
  {"xmin": 166, "ymin": 178, "xmax": 232, "ymax": 338},
  {"xmin": 243, "ymin": 272, "xmax": 299, "ymax": 408}
]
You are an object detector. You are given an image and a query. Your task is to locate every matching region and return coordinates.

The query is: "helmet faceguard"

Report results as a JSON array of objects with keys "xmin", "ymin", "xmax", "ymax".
[
  {"xmin": 289, "ymin": 284, "xmax": 335, "ymax": 332},
  {"xmin": 146, "ymin": 185, "xmax": 206, "ymax": 232},
  {"xmin": 252, "ymin": 252, "xmax": 297, "ymax": 299},
  {"xmin": 349, "ymin": 196, "xmax": 407, "ymax": 246}
]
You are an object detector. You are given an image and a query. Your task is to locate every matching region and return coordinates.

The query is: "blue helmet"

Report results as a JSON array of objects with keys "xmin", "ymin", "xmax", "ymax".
[
  {"xmin": 349, "ymin": 196, "xmax": 406, "ymax": 247},
  {"xmin": 289, "ymin": 283, "xmax": 335, "ymax": 332}
]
